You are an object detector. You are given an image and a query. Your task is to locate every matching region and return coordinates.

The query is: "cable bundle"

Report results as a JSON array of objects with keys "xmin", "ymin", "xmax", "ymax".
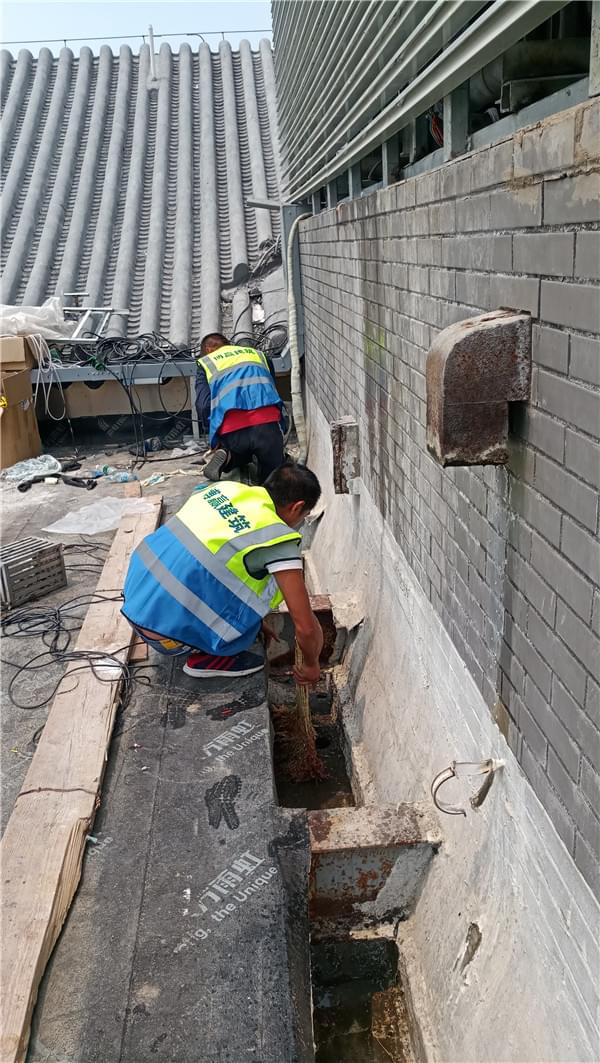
[
  {"xmin": 231, "ymin": 315, "xmax": 289, "ymax": 357},
  {"xmin": 51, "ymin": 331, "xmax": 197, "ymax": 368},
  {"xmin": 1, "ymin": 591, "xmax": 152, "ymax": 715},
  {"xmin": 32, "ymin": 322, "xmax": 289, "ymax": 462},
  {"xmin": 35, "ymin": 331, "xmax": 201, "ymax": 462},
  {"xmin": 62, "ymin": 538, "xmax": 110, "ymax": 575}
]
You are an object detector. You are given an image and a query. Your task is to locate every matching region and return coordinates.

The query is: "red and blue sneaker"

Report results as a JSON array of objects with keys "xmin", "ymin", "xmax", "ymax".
[{"xmin": 183, "ymin": 650, "xmax": 264, "ymax": 678}]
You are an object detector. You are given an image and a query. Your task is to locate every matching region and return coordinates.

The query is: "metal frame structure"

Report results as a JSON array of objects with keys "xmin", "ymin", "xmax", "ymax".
[
  {"xmin": 32, "ymin": 359, "xmax": 201, "ymax": 438},
  {"xmin": 30, "ymin": 361, "xmax": 196, "ymax": 384}
]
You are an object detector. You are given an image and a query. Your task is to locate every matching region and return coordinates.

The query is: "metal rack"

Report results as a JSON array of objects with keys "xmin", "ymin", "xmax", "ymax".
[
  {"xmin": 31, "ymin": 360, "xmax": 197, "ymax": 384},
  {"xmin": 31, "ymin": 360, "xmax": 201, "ymax": 438}
]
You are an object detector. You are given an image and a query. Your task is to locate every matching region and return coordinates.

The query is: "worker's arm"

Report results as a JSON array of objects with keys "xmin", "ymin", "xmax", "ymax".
[
  {"xmin": 194, "ymin": 365, "xmax": 211, "ymax": 428},
  {"xmin": 274, "ymin": 569, "xmax": 323, "ymax": 685}
]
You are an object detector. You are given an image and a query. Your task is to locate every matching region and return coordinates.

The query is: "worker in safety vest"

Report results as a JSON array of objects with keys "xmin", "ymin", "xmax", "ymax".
[
  {"xmin": 195, "ymin": 332, "xmax": 286, "ymax": 483},
  {"xmin": 122, "ymin": 463, "xmax": 323, "ymax": 682}
]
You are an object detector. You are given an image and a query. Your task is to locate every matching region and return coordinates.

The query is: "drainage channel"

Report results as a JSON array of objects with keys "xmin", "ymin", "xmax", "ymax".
[
  {"xmin": 311, "ymin": 937, "xmax": 414, "ymax": 1063},
  {"xmin": 270, "ymin": 676, "xmax": 355, "ymax": 811},
  {"xmin": 269, "ymin": 669, "xmax": 420, "ymax": 1063}
]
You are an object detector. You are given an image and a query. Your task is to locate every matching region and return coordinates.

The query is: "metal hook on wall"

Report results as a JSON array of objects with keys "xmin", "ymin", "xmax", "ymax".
[{"xmin": 431, "ymin": 759, "xmax": 504, "ymax": 816}]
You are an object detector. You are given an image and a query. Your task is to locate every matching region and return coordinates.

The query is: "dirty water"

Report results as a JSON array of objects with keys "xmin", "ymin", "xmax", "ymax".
[
  {"xmin": 269, "ymin": 675, "xmax": 415, "ymax": 1061},
  {"xmin": 311, "ymin": 938, "xmax": 414, "ymax": 1062},
  {"xmin": 270, "ymin": 683, "xmax": 355, "ymax": 810}
]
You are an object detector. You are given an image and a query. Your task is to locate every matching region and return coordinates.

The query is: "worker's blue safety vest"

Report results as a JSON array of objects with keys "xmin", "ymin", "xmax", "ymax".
[
  {"xmin": 122, "ymin": 481, "xmax": 300, "ymax": 655},
  {"xmin": 198, "ymin": 345, "xmax": 283, "ymax": 446}
]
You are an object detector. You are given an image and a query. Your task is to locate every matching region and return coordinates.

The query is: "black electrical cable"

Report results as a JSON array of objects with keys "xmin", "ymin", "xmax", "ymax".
[
  {"xmin": 2, "ymin": 592, "xmax": 124, "ymax": 655},
  {"xmin": 1, "ymin": 591, "xmax": 155, "ymax": 715},
  {"xmin": 258, "ymin": 323, "xmax": 288, "ymax": 356},
  {"xmin": 62, "ymin": 541, "xmax": 109, "ymax": 574},
  {"xmin": 93, "ymin": 351, "xmax": 147, "ymax": 464},
  {"xmin": 63, "ymin": 558, "xmax": 106, "ymax": 575},
  {"xmin": 56, "ymin": 331, "xmax": 198, "ymax": 368},
  {"xmin": 62, "ymin": 537, "xmax": 110, "ymax": 570},
  {"xmin": 230, "ymin": 319, "xmax": 289, "ymax": 356},
  {"xmin": 230, "ymin": 300, "xmax": 252, "ymax": 337},
  {"xmin": 48, "ymin": 331, "xmax": 199, "ymax": 460},
  {"xmin": 80, "ymin": 332, "xmax": 198, "ymax": 463},
  {"xmin": 1, "ymin": 646, "xmax": 152, "ymax": 711},
  {"xmin": 231, "ymin": 332, "xmax": 256, "ymax": 347},
  {"xmin": 134, "ymin": 357, "xmax": 190, "ymax": 423}
]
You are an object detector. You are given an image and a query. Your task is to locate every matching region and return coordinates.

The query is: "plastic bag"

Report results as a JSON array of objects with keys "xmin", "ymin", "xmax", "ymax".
[
  {"xmin": 43, "ymin": 496, "xmax": 156, "ymax": 535},
  {"xmin": 2, "ymin": 454, "xmax": 62, "ymax": 484},
  {"xmin": 0, "ymin": 296, "xmax": 75, "ymax": 339},
  {"xmin": 170, "ymin": 440, "xmax": 205, "ymax": 458}
]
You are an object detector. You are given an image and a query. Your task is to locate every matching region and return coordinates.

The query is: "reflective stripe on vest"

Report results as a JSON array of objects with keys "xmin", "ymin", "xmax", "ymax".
[
  {"xmin": 212, "ymin": 374, "xmax": 276, "ymax": 410},
  {"xmin": 215, "ymin": 521, "xmax": 291, "ymax": 563},
  {"xmin": 123, "ymin": 483, "xmax": 300, "ymax": 654},
  {"xmin": 198, "ymin": 345, "xmax": 283, "ymax": 446},
  {"xmin": 168, "ymin": 514, "xmax": 274, "ymax": 610},
  {"xmin": 199, "ymin": 346, "xmax": 267, "ymax": 380},
  {"xmin": 135, "ymin": 540, "xmax": 243, "ymax": 642}
]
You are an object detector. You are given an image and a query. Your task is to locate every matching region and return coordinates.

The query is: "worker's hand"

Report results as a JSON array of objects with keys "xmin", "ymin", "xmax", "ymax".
[
  {"xmin": 274, "ymin": 571, "xmax": 324, "ymax": 674},
  {"xmin": 293, "ymin": 659, "xmax": 321, "ymax": 686}
]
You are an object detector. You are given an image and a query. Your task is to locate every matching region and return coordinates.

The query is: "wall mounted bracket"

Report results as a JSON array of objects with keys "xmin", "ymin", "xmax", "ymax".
[{"xmin": 431, "ymin": 759, "xmax": 505, "ymax": 816}]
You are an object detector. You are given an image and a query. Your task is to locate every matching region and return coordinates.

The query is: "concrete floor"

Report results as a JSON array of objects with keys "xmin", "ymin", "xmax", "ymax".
[
  {"xmin": 1, "ymin": 448, "xmax": 313, "ymax": 1063},
  {"xmin": 1, "ymin": 446, "xmax": 198, "ymax": 831}
]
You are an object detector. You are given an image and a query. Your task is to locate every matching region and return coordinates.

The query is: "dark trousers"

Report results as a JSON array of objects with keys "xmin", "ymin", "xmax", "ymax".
[{"xmin": 219, "ymin": 422, "xmax": 285, "ymax": 484}]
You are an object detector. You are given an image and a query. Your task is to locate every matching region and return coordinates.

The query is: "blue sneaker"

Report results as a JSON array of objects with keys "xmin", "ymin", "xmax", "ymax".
[{"xmin": 183, "ymin": 650, "xmax": 264, "ymax": 678}]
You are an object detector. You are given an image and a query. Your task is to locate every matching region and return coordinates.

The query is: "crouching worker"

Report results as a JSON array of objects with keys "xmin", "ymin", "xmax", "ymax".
[
  {"xmin": 196, "ymin": 332, "xmax": 286, "ymax": 484},
  {"xmin": 122, "ymin": 463, "xmax": 323, "ymax": 683}
]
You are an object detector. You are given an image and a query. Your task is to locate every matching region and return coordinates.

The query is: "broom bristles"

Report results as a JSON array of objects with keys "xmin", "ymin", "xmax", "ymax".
[{"xmin": 271, "ymin": 644, "xmax": 327, "ymax": 782}]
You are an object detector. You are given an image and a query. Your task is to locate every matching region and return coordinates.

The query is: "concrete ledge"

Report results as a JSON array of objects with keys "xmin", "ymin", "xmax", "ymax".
[{"xmin": 308, "ymin": 804, "xmax": 441, "ymax": 935}]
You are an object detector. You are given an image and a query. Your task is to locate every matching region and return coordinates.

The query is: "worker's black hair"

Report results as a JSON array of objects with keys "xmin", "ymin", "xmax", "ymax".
[
  {"xmin": 264, "ymin": 462, "xmax": 321, "ymax": 512},
  {"xmin": 200, "ymin": 332, "xmax": 229, "ymax": 354}
]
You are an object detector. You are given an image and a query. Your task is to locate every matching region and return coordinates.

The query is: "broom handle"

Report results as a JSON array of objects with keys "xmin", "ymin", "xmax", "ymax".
[{"xmin": 294, "ymin": 642, "xmax": 312, "ymax": 738}]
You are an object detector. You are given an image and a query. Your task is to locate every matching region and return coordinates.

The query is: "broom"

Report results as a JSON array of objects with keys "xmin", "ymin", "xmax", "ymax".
[{"xmin": 272, "ymin": 642, "xmax": 327, "ymax": 782}]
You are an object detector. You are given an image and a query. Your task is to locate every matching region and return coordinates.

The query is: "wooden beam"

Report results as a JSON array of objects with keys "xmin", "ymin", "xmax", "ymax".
[
  {"xmin": 130, "ymin": 635, "xmax": 149, "ymax": 662},
  {"xmin": 0, "ymin": 496, "xmax": 162, "ymax": 1063}
]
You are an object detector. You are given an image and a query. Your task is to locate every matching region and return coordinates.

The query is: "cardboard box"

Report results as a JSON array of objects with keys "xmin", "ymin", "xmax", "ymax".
[
  {"xmin": 0, "ymin": 368, "xmax": 42, "ymax": 470},
  {"xmin": 0, "ymin": 336, "xmax": 37, "ymax": 372},
  {"xmin": 63, "ymin": 377, "xmax": 191, "ymax": 418},
  {"xmin": 1, "ymin": 369, "xmax": 33, "ymax": 407}
]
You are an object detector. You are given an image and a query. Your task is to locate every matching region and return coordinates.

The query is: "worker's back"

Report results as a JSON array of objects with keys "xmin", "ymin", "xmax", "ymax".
[
  {"xmin": 122, "ymin": 481, "xmax": 299, "ymax": 654},
  {"xmin": 197, "ymin": 345, "xmax": 283, "ymax": 446}
]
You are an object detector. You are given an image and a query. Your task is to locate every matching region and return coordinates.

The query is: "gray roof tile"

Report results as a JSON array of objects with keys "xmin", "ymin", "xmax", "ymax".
[{"xmin": 0, "ymin": 40, "xmax": 283, "ymax": 345}]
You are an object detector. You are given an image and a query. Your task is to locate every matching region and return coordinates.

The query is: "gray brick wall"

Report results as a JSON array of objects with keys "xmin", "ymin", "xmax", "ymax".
[{"xmin": 298, "ymin": 99, "xmax": 600, "ymax": 893}]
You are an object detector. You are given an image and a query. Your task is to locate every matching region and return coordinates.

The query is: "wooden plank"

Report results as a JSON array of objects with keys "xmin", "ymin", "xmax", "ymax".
[
  {"xmin": 129, "ymin": 636, "xmax": 149, "ymax": 662},
  {"xmin": 0, "ymin": 496, "xmax": 162, "ymax": 1063},
  {"xmin": 94, "ymin": 499, "xmax": 158, "ymax": 593}
]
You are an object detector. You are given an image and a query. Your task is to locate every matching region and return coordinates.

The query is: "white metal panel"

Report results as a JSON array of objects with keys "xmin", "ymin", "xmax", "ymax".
[{"xmin": 272, "ymin": 0, "xmax": 570, "ymax": 200}]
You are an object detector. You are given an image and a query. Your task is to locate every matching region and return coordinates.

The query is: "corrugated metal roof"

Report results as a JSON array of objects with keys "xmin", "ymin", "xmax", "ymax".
[{"xmin": 0, "ymin": 39, "xmax": 284, "ymax": 345}]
